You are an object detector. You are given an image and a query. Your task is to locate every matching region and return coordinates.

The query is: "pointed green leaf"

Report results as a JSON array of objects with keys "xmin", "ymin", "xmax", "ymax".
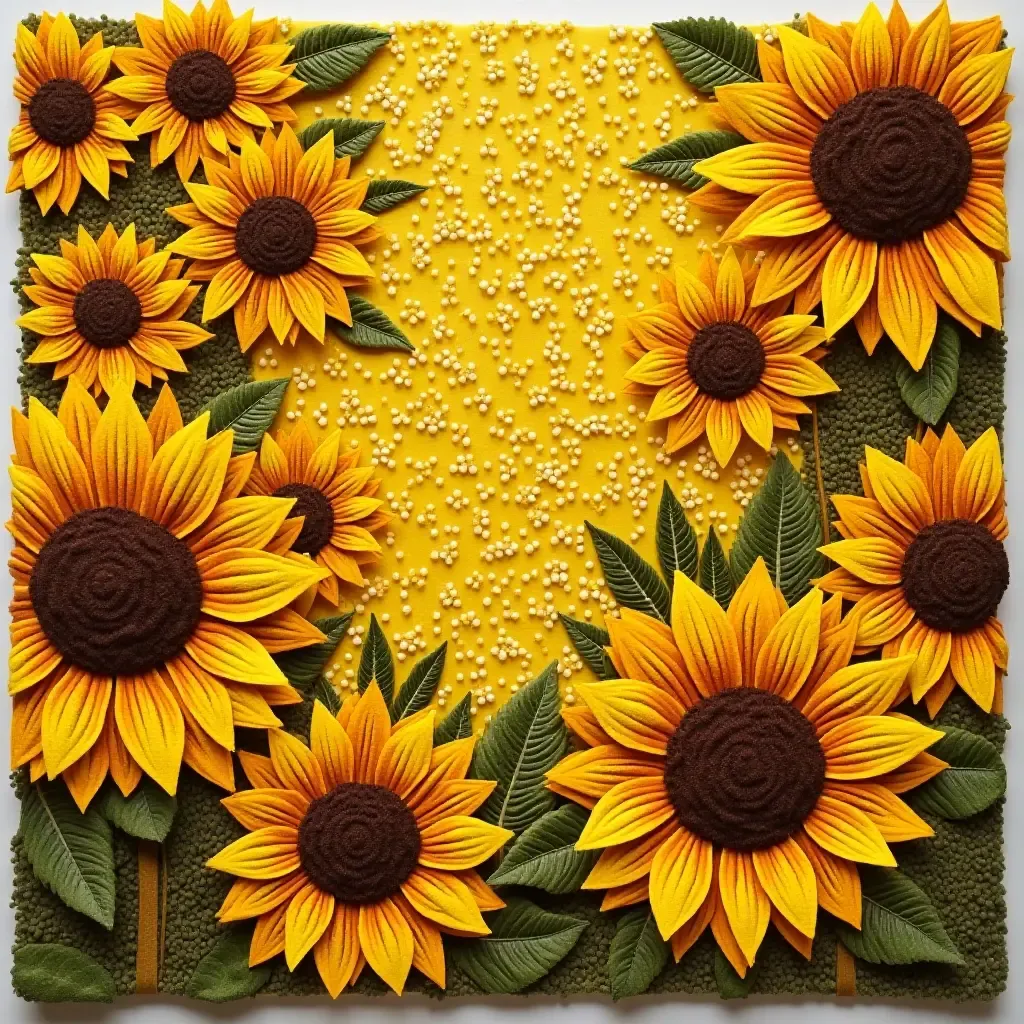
[
  {"xmin": 559, "ymin": 614, "xmax": 617, "ymax": 680},
  {"xmin": 487, "ymin": 805, "xmax": 597, "ymax": 893},
  {"xmin": 202, "ymin": 378, "xmax": 288, "ymax": 455},
  {"xmin": 186, "ymin": 929, "xmax": 271, "ymax": 1001},
  {"xmin": 357, "ymin": 613, "xmax": 395, "ymax": 705},
  {"xmin": 654, "ymin": 18, "xmax": 761, "ymax": 93},
  {"xmin": 20, "ymin": 782, "xmax": 115, "ymax": 930},
  {"xmin": 296, "ymin": 117, "xmax": 385, "ymax": 159},
  {"xmin": 451, "ymin": 896, "xmax": 587, "ymax": 993},
  {"xmin": 586, "ymin": 521, "xmax": 671, "ymax": 623},
  {"xmin": 312, "ymin": 675, "xmax": 342, "ymax": 716},
  {"xmin": 699, "ymin": 529, "xmax": 734, "ymax": 608},
  {"xmin": 656, "ymin": 481, "xmax": 699, "ymax": 589},
  {"xmin": 608, "ymin": 908, "xmax": 670, "ymax": 999},
  {"xmin": 715, "ymin": 947, "xmax": 759, "ymax": 998},
  {"xmin": 434, "ymin": 693, "xmax": 473, "ymax": 745},
  {"xmin": 332, "ymin": 295, "xmax": 415, "ymax": 352},
  {"xmin": 288, "ymin": 24, "xmax": 390, "ymax": 91},
  {"xmin": 391, "ymin": 642, "xmax": 448, "ymax": 721},
  {"xmin": 909, "ymin": 726, "xmax": 1005, "ymax": 820},
  {"xmin": 730, "ymin": 451, "xmax": 825, "ymax": 605},
  {"xmin": 13, "ymin": 944, "xmax": 115, "ymax": 1003},
  {"xmin": 274, "ymin": 613, "xmax": 352, "ymax": 692},
  {"xmin": 361, "ymin": 178, "xmax": 428, "ymax": 214},
  {"xmin": 835, "ymin": 868, "xmax": 964, "ymax": 966},
  {"xmin": 894, "ymin": 318, "xmax": 961, "ymax": 426},
  {"xmin": 471, "ymin": 663, "xmax": 568, "ymax": 835},
  {"xmin": 100, "ymin": 779, "xmax": 176, "ymax": 843},
  {"xmin": 630, "ymin": 130, "xmax": 747, "ymax": 188}
]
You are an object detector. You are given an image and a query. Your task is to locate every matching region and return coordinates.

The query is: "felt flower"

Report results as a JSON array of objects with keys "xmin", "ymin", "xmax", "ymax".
[
  {"xmin": 818, "ymin": 426, "xmax": 1008, "ymax": 718},
  {"xmin": 244, "ymin": 421, "xmax": 392, "ymax": 603},
  {"xmin": 8, "ymin": 12, "xmax": 136, "ymax": 215},
  {"xmin": 546, "ymin": 563, "xmax": 945, "ymax": 977},
  {"xmin": 166, "ymin": 125, "xmax": 380, "ymax": 351},
  {"xmin": 624, "ymin": 249, "xmax": 837, "ymax": 466},
  {"xmin": 207, "ymin": 688, "xmax": 512, "ymax": 995},
  {"xmin": 690, "ymin": 2, "xmax": 1011, "ymax": 370},
  {"xmin": 8, "ymin": 379, "xmax": 330, "ymax": 811},
  {"xmin": 17, "ymin": 223, "xmax": 213, "ymax": 397},
  {"xmin": 106, "ymin": 0, "xmax": 304, "ymax": 183}
]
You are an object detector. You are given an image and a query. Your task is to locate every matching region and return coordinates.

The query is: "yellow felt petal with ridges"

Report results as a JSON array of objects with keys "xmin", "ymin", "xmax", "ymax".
[
  {"xmin": 547, "ymin": 744, "xmax": 662, "ymax": 803},
  {"xmin": 735, "ymin": 392, "xmax": 774, "ymax": 452},
  {"xmin": 163, "ymin": 653, "xmax": 234, "ymax": 750},
  {"xmin": 625, "ymin": 347, "xmax": 688, "ymax": 386},
  {"xmin": 56, "ymin": 378, "xmax": 99, "ymax": 488},
  {"xmin": 138, "ymin": 414, "xmax": 212, "ymax": 532},
  {"xmin": 692, "ymin": 143, "xmax": 811, "ymax": 196},
  {"xmin": 285, "ymin": 882, "xmax": 335, "ymax": 970},
  {"xmin": 375, "ymin": 711, "xmax": 434, "ymax": 799},
  {"xmin": 821, "ymin": 715, "xmax": 943, "ymax": 780},
  {"xmin": 669, "ymin": 891, "xmax": 715, "ymax": 963},
  {"xmin": 221, "ymin": 788, "xmax": 309, "ymax": 831},
  {"xmin": 897, "ymin": 0, "xmax": 950, "ymax": 95},
  {"xmin": 803, "ymin": 792, "xmax": 895, "ymax": 867},
  {"xmin": 396, "ymin": 895, "xmax": 447, "ymax": 989},
  {"xmin": 40, "ymin": 667, "xmax": 111, "ymax": 779},
  {"xmin": 8, "ymin": 618, "xmax": 64, "ymax": 695},
  {"xmin": 357, "ymin": 897, "xmax": 415, "ymax": 995},
  {"xmin": 314, "ymin": 902, "xmax": 361, "ymax": 998},
  {"xmin": 185, "ymin": 619, "xmax": 288, "ymax": 686},
  {"xmin": 576, "ymin": 776, "xmax": 675, "ymax": 850},
  {"xmin": 817, "ymin": 537, "xmax": 904, "ymax": 585},
  {"xmin": 673, "ymin": 266, "xmax": 717, "ymax": 331},
  {"xmin": 723, "ymin": 181, "xmax": 830, "ymax": 245},
  {"xmin": 877, "ymin": 243, "xmax": 938, "ymax": 371},
  {"xmin": 238, "ymin": 750, "xmax": 282, "ymax": 789},
  {"xmin": 413, "ymin": 779, "xmax": 496, "ymax": 828},
  {"xmin": 310, "ymin": 700, "xmax": 354, "ymax": 789},
  {"xmin": 821, "ymin": 234, "xmax": 878, "ymax": 338},
  {"xmin": 269, "ymin": 729, "xmax": 326, "ymax": 801},
  {"xmin": 751, "ymin": 837, "xmax": 817, "ymax": 938},
  {"xmin": 248, "ymin": 900, "xmax": 288, "ymax": 966},
  {"xmin": 727, "ymin": 557, "xmax": 784, "ymax": 680},
  {"xmin": 826, "ymin": 782, "xmax": 933, "ymax": 842},
  {"xmin": 198, "ymin": 549, "xmax": 326, "ymax": 622},
  {"xmin": 938, "ymin": 47, "xmax": 1013, "ymax": 125},
  {"xmin": 649, "ymin": 826, "xmax": 714, "ymax": 940},
  {"xmin": 188, "ymin": 496, "xmax": 293, "ymax": 557},
  {"xmin": 794, "ymin": 831, "xmax": 862, "ymax": 927},
  {"xmin": 950, "ymin": 628, "xmax": 997, "ymax": 712},
  {"xmin": 801, "ymin": 655, "xmax": 915, "ymax": 734},
  {"xmin": 850, "ymin": 2, "xmax": 894, "ymax": 90},
  {"xmin": 864, "ymin": 447, "xmax": 934, "ymax": 533},
  {"xmin": 875, "ymin": 750, "xmax": 947, "ymax": 795},
  {"xmin": 114, "ymin": 670, "xmax": 184, "ymax": 795},
  {"xmin": 718, "ymin": 849, "xmax": 770, "ymax": 967},
  {"xmin": 671, "ymin": 570, "xmax": 743, "ymax": 696},
  {"xmin": 778, "ymin": 24, "xmax": 857, "ymax": 118},
  {"xmin": 401, "ymin": 865, "xmax": 490, "ymax": 935},
  {"xmin": 218, "ymin": 873, "xmax": 307, "ymax": 924},
  {"xmin": 899, "ymin": 619, "xmax": 952, "ymax": 702},
  {"xmin": 831, "ymin": 494, "xmax": 913, "ymax": 547},
  {"xmin": 704, "ymin": 399, "xmax": 742, "ymax": 469},
  {"xmin": 714, "ymin": 83, "xmax": 823, "ymax": 147},
  {"xmin": 27, "ymin": 397, "xmax": 95, "ymax": 516},
  {"xmin": 90, "ymin": 386, "xmax": 153, "ymax": 511},
  {"xmin": 574, "ymin": 680, "xmax": 682, "ymax": 755},
  {"xmin": 9, "ymin": 464, "xmax": 65, "ymax": 553},
  {"xmin": 207, "ymin": 826, "xmax": 301, "ymax": 879},
  {"xmin": 752, "ymin": 588, "xmax": 822, "ymax": 700},
  {"xmin": 760, "ymin": 353, "xmax": 839, "ymax": 397},
  {"xmin": 952, "ymin": 427, "xmax": 1002, "ymax": 523},
  {"xmin": 346, "ymin": 682, "xmax": 392, "ymax": 783},
  {"xmin": 606, "ymin": 608, "xmax": 702, "ymax": 708},
  {"xmin": 714, "ymin": 247, "xmax": 747, "ymax": 321},
  {"xmin": 923, "ymin": 220, "xmax": 1001, "ymax": 329},
  {"xmin": 418, "ymin": 815, "xmax": 513, "ymax": 870},
  {"xmin": 582, "ymin": 821, "xmax": 676, "ymax": 889}
]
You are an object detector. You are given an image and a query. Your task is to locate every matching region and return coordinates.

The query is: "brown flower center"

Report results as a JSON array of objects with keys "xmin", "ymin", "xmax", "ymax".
[
  {"xmin": 273, "ymin": 483, "xmax": 335, "ymax": 556},
  {"xmin": 73, "ymin": 279, "xmax": 143, "ymax": 349},
  {"xmin": 687, "ymin": 321, "xmax": 765, "ymax": 400},
  {"xmin": 165, "ymin": 49, "xmax": 237, "ymax": 122},
  {"xmin": 235, "ymin": 197, "xmax": 317, "ymax": 276},
  {"xmin": 29, "ymin": 507, "xmax": 203, "ymax": 676},
  {"xmin": 298, "ymin": 783, "xmax": 421, "ymax": 904},
  {"xmin": 901, "ymin": 518, "xmax": 1009, "ymax": 633},
  {"xmin": 664, "ymin": 688, "xmax": 825, "ymax": 851},
  {"xmin": 28, "ymin": 78, "xmax": 96, "ymax": 148},
  {"xmin": 810, "ymin": 86, "xmax": 972, "ymax": 245}
]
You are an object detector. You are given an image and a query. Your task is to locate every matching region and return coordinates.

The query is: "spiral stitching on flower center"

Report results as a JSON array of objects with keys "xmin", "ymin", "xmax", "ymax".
[
  {"xmin": 28, "ymin": 78, "xmax": 96, "ymax": 147},
  {"xmin": 165, "ymin": 49, "xmax": 237, "ymax": 122},
  {"xmin": 664, "ymin": 688, "xmax": 825, "ymax": 851},
  {"xmin": 273, "ymin": 483, "xmax": 335, "ymax": 556},
  {"xmin": 235, "ymin": 196, "xmax": 317, "ymax": 276},
  {"xmin": 687, "ymin": 322, "xmax": 765, "ymax": 400},
  {"xmin": 901, "ymin": 518, "xmax": 1009, "ymax": 633},
  {"xmin": 29, "ymin": 507, "xmax": 203, "ymax": 676},
  {"xmin": 810, "ymin": 86, "xmax": 972, "ymax": 245},
  {"xmin": 73, "ymin": 279, "xmax": 143, "ymax": 349},
  {"xmin": 298, "ymin": 783, "xmax": 421, "ymax": 904}
]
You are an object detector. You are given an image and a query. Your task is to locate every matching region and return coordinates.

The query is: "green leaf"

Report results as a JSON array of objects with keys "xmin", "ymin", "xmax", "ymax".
[
  {"xmin": 699, "ymin": 529, "xmax": 734, "ymax": 608},
  {"xmin": 296, "ymin": 117, "xmax": 385, "ymax": 159},
  {"xmin": 909, "ymin": 726, "xmax": 1005, "ymax": 820},
  {"xmin": 630, "ymin": 130, "xmax": 747, "ymax": 188},
  {"xmin": 312, "ymin": 675, "xmax": 342, "ymax": 716},
  {"xmin": 434, "ymin": 693, "xmax": 473, "ymax": 744},
  {"xmin": 357, "ymin": 613, "xmax": 395, "ymax": 705},
  {"xmin": 487, "ymin": 805, "xmax": 597, "ymax": 893},
  {"xmin": 653, "ymin": 18, "xmax": 761, "ymax": 93},
  {"xmin": 186, "ymin": 929, "xmax": 271, "ymax": 1002},
  {"xmin": 274, "ymin": 613, "xmax": 352, "ymax": 692},
  {"xmin": 835, "ymin": 868, "xmax": 964, "ymax": 966},
  {"xmin": 586, "ymin": 521, "xmax": 671, "ymax": 623},
  {"xmin": 100, "ymin": 779, "xmax": 176, "ymax": 843},
  {"xmin": 608, "ymin": 908, "xmax": 670, "ymax": 1000},
  {"xmin": 391, "ymin": 642, "xmax": 448, "ymax": 722},
  {"xmin": 730, "ymin": 451, "xmax": 825, "ymax": 606},
  {"xmin": 894, "ymin": 318, "xmax": 961, "ymax": 426},
  {"xmin": 13, "ymin": 944, "xmax": 115, "ymax": 1003},
  {"xmin": 656, "ymin": 481, "xmax": 699, "ymax": 589},
  {"xmin": 471, "ymin": 662, "xmax": 568, "ymax": 835},
  {"xmin": 332, "ymin": 295, "xmax": 415, "ymax": 352},
  {"xmin": 20, "ymin": 782, "xmax": 115, "ymax": 930},
  {"xmin": 559, "ymin": 614, "xmax": 617, "ymax": 680},
  {"xmin": 362, "ymin": 178, "xmax": 428, "ymax": 214},
  {"xmin": 202, "ymin": 378, "xmax": 288, "ymax": 455},
  {"xmin": 715, "ymin": 947, "xmax": 759, "ymax": 998},
  {"xmin": 288, "ymin": 24, "xmax": 390, "ymax": 92},
  {"xmin": 451, "ymin": 896, "xmax": 587, "ymax": 994}
]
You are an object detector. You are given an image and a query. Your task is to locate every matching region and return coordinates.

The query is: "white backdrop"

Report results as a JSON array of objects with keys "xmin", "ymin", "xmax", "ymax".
[{"xmin": 1, "ymin": 1, "xmax": 1020, "ymax": 1021}]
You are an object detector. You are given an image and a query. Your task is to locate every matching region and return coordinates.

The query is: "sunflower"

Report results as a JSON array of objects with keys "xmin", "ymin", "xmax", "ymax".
[
  {"xmin": 818, "ymin": 426, "xmax": 1008, "ymax": 718},
  {"xmin": 8, "ymin": 12, "xmax": 137, "ymax": 215},
  {"xmin": 166, "ymin": 125, "xmax": 380, "ymax": 351},
  {"xmin": 8, "ymin": 378, "xmax": 331, "ymax": 811},
  {"xmin": 624, "ymin": 248, "xmax": 838, "ymax": 466},
  {"xmin": 690, "ymin": 2, "xmax": 1011, "ymax": 370},
  {"xmin": 546, "ymin": 562, "xmax": 945, "ymax": 976},
  {"xmin": 207, "ymin": 686, "xmax": 511, "ymax": 995},
  {"xmin": 106, "ymin": 0, "xmax": 304, "ymax": 183},
  {"xmin": 244, "ymin": 421, "xmax": 392, "ymax": 604},
  {"xmin": 17, "ymin": 223, "xmax": 213, "ymax": 397}
]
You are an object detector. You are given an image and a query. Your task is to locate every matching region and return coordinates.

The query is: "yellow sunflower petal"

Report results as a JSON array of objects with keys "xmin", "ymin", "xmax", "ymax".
[
  {"xmin": 752, "ymin": 587, "xmax": 822, "ymax": 699},
  {"xmin": 727, "ymin": 557, "xmax": 784, "ymax": 680},
  {"xmin": 715, "ymin": 82, "xmax": 823, "ymax": 146},
  {"xmin": 269, "ymin": 729, "xmax": 326, "ymax": 801},
  {"xmin": 803, "ymin": 792, "xmax": 895, "ymax": 866},
  {"xmin": 574, "ymin": 680, "xmax": 683, "ymax": 755},
  {"xmin": 248, "ymin": 900, "xmax": 287, "ymax": 965},
  {"xmin": 817, "ymin": 537, "xmax": 904, "ymax": 585},
  {"xmin": 864, "ymin": 446, "xmax": 935, "ymax": 532},
  {"xmin": 375, "ymin": 711, "xmax": 434, "ymax": 799},
  {"xmin": 163, "ymin": 652, "xmax": 234, "ymax": 751},
  {"xmin": 850, "ymin": 2, "xmax": 894, "ymax": 89},
  {"xmin": 582, "ymin": 821, "xmax": 676, "ymax": 889},
  {"xmin": 218, "ymin": 872, "xmax": 307, "ymax": 924},
  {"xmin": 897, "ymin": 0, "xmax": 951, "ymax": 95},
  {"xmin": 877, "ymin": 242, "xmax": 939, "ymax": 371},
  {"xmin": 546, "ymin": 744, "xmax": 662, "ymax": 803},
  {"xmin": 673, "ymin": 266, "xmax": 717, "ymax": 330},
  {"xmin": 724, "ymin": 181, "xmax": 830, "ymax": 244},
  {"xmin": 821, "ymin": 715, "xmax": 943, "ymax": 780},
  {"xmin": 576, "ymin": 775, "xmax": 675, "ymax": 851},
  {"xmin": 952, "ymin": 426, "xmax": 1002, "ymax": 522},
  {"xmin": 185, "ymin": 619, "xmax": 287, "ymax": 686},
  {"xmin": 198, "ymin": 548, "xmax": 326, "ymax": 622},
  {"xmin": 220, "ymin": 788, "xmax": 309, "ymax": 831},
  {"xmin": 310, "ymin": 700, "xmax": 354, "ymax": 789},
  {"xmin": 314, "ymin": 903, "xmax": 361, "ymax": 998},
  {"xmin": 41, "ymin": 667, "xmax": 111, "ymax": 779},
  {"xmin": 670, "ymin": 570, "xmax": 743, "ymax": 696},
  {"xmin": 413, "ymin": 779, "xmax": 496, "ymax": 828},
  {"xmin": 826, "ymin": 782, "xmax": 933, "ymax": 842},
  {"xmin": 649, "ymin": 825, "xmax": 714, "ymax": 939},
  {"xmin": 346, "ymin": 681, "xmax": 392, "ymax": 783},
  {"xmin": 801, "ymin": 655, "xmax": 915, "ymax": 734},
  {"xmin": 778, "ymin": 24, "xmax": 857, "ymax": 118},
  {"xmin": 949, "ymin": 628, "xmax": 997, "ymax": 712},
  {"xmin": 899, "ymin": 619, "xmax": 953, "ymax": 702},
  {"xmin": 718, "ymin": 849, "xmax": 770, "ymax": 967},
  {"xmin": 418, "ymin": 815, "xmax": 513, "ymax": 870},
  {"xmin": 923, "ymin": 220, "xmax": 1001, "ymax": 328},
  {"xmin": 114, "ymin": 670, "xmax": 184, "ymax": 795},
  {"xmin": 751, "ymin": 837, "xmax": 817, "ymax": 938},
  {"xmin": 285, "ymin": 882, "xmax": 335, "ymax": 970},
  {"xmin": 794, "ymin": 830, "xmax": 862, "ymax": 927},
  {"xmin": 206, "ymin": 826, "xmax": 300, "ymax": 879},
  {"xmin": 693, "ymin": 143, "xmax": 811, "ymax": 196},
  {"xmin": 401, "ymin": 865, "xmax": 490, "ymax": 935},
  {"xmin": 821, "ymin": 234, "xmax": 878, "ymax": 337}
]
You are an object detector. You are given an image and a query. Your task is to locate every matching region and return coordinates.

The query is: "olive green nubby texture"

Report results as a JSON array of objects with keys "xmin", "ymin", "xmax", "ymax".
[{"xmin": 10, "ymin": 13, "xmax": 1007, "ymax": 1005}]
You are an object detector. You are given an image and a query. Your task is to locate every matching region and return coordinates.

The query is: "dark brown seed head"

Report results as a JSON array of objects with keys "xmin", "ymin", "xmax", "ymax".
[
  {"xmin": 273, "ymin": 483, "xmax": 335, "ymax": 556},
  {"xmin": 28, "ymin": 78, "xmax": 96, "ymax": 147},
  {"xmin": 73, "ymin": 279, "xmax": 143, "ymax": 349},
  {"xmin": 687, "ymin": 321, "xmax": 765, "ymax": 400},
  {"xmin": 165, "ymin": 49, "xmax": 237, "ymax": 122},
  {"xmin": 235, "ymin": 196, "xmax": 317, "ymax": 276}
]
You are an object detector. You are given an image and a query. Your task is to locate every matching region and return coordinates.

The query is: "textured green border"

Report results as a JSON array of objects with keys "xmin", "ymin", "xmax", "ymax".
[{"xmin": 11, "ymin": 14, "xmax": 1007, "ymax": 1003}]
